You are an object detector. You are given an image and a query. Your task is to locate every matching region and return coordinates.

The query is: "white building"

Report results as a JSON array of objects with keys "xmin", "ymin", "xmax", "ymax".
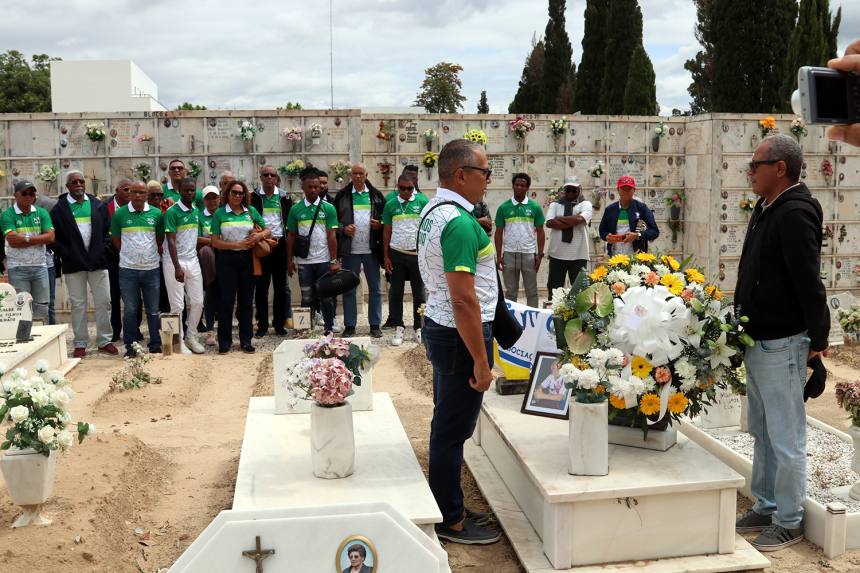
[{"xmin": 50, "ymin": 60, "xmax": 168, "ymax": 113}]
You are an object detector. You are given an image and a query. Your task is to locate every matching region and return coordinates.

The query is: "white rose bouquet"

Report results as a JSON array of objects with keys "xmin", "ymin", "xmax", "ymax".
[
  {"xmin": 236, "ymin": 120, "xmax": 258, "ymax": 141},
  {"xmin": 85, "ymin": 122, "xmax": 106, "ymax": 142},
  {"xmin": 1, "ymin": 360, "xmax": 94, "ymax": 457}
]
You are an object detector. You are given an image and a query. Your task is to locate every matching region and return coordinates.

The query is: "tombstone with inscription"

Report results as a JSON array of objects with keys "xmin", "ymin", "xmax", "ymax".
[{"xmin": 0, "ymin": 284, "xmax": 34, "ymax": 342}]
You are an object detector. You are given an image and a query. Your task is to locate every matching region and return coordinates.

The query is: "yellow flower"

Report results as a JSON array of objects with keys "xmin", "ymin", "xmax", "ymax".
[
  {"xmin": 594, "ymin": 385, "xmax": 606, "ymax": 394},
  {"xmin": 570, "ymin": 356, "xmax": 589, "ymax": 370},
  {"xmin": 631, "ymin": 356, "xmax": 653, "ymax": 378},
  {"xmin": 636, "ymin": 252, "xmax": 656, "ymax": 262},
  {"xmin": 659, "ymin": 273, "xmax": 684, "ymax": 295},
  {"xmin": 667, "ymin": 393, "xmax": 688, "ymax": 414},
  {"xmin": 639, "ymin": 394, "xmax": 660, "ymax": 416},
  {"xmin": 685, "ymin": 269, "xmax": 705, "ymax": 284},
  {"xmin": 661, "ymin": 255, "xmax": 679, "ymax": 271},
  {"xmin": 607, "ymin": 254, "xmax": 630, "ymax": 267},
  {"xmin": 589, "ymin": 266, "xmax": 608, "ymax": 281},
  {"xmin": 705, "ymin": 285, "xmax": 723, "ymax": 300},
  {"xmin": 609, "ymin": 395, "xmax": 628, "ymax": 409}
]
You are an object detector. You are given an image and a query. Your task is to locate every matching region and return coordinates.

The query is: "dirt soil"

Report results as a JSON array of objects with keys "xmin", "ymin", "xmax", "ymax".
[{"xmin": 2, "ymin": 344, "xmax": 860, "ymax": 572}]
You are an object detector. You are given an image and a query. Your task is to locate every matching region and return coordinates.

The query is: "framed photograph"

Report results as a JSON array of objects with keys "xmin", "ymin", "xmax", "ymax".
[
  {"xmin": 521, "ymin": 351, "xmax": 571, "ymax": 420},
  {"xmin": 337, "ymin": 536, "xmax": 377, "ymax": 573}
]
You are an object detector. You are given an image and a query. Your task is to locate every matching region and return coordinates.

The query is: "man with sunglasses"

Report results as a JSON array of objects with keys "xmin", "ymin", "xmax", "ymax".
[
  {"xmin": 382, "ymin": 172, "xmax": 428, "ymax": 345},
  {"xmin": 250, "ymin": 164, "xmax": 293, "ymax": 336},
  {"xmin": 734, "ymin": 134, "xmax": 830, "ymax": 552},
  {"xmin": 2, "ymin": 180, "xmax": 55, "ymax": 320},
  {"xmin": 162, "ymin": 159, "xmax": 205, "ymax": 211}
]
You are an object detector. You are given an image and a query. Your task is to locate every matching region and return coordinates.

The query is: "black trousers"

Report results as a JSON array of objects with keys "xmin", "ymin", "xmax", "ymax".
[
  {"xmin": 255, "ymin": 239, "xmax": 289, "ymax": 329},
  {"xmin": 217, "ymin": 250, "xmax": 255, "ymax": 349},
  {"xmin": 388, "ymin": 250, "xmax": 425, "ymax": 329},
  {"xmin": 546, "ymin": 257, "xmax": 588, "ymax": 300},
  {"xmin": 107, "ymin": 258, "xmax": 122, "ymax": 337}
]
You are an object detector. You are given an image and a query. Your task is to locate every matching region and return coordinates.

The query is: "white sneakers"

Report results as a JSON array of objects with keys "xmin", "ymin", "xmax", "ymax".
[
  {"xmin": 185, "ymin": 337, "xmax": 205, "ymax": 354},
  {"xmin": 205, "ymin": 331, "xmax": 217, "ymax": 346},
  {"xmin": 332, "ymin": 319, "xmax": 342, "ymax": 334},
  {"xmin": 414, "ymin": 329, "xmax": 421, "ymax": 344},
  {"xmin": 392, "ymin": 326, "xmax": 405, "ymax": 346}
]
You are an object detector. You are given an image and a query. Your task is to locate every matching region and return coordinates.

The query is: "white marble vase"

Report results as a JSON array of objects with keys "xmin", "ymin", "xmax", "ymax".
[
  {"xmin": 739, "ymin": 395, "xmax": 749, "ymax": 433},
  {"xmin": 0, "ymin": 447, "xmax": 57, "ymax": 527},
  {"xmin": 848, "ymin": 425, "xmax": 860, "ymax": 501},
  {"xmin": 568, "ymin": 401, "xmax": 609, "ymax": 476},
  {"xmin": 310, "ymin": 401, "xmax": 355, "ymax": 479}
]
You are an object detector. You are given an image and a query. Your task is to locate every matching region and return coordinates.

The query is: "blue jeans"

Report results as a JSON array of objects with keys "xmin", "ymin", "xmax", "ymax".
[
  {"xmin": 298, "ymin": 263, "xmax": 334, "ymax": 332},
  {"xmin": 47, "ymin": 265, "xmax": 56, "ymax": 325},
  {"xmin": 745, "ymin": 331, "xmax": 811, "ymax": 529},
  {"xmin": 423, "ymin": 317, "xmax": 493, "ymax": 526},
  {"xmin": 8, "ymin": 265, "xmax": 50, "ymax": 320},
  {"xmin": 118, "ymin": 267, "xmax": 162, "ymax": 352},
  {"xmin": 342, "ymin": 253, "xmax": 382, "ymax": 328}
]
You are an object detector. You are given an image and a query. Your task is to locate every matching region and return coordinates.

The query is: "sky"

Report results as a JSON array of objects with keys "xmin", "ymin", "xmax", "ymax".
[{"xmin": 4, "ymin": 0, "xmax": 859, "ymax": 115}]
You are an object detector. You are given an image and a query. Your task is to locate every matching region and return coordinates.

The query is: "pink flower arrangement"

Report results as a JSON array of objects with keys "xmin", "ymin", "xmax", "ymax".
[
  {"xmin": 654, "ymin": 367, "xmax": 672, "ymax": 384},
  {"xmin": 508, "ymin": 115, "xmax": 533, "ymax": 139},
  {"xmin": 304, "ymin": 333, "xmax": 350, "ymax": 359},
  {"xmin": 681, "ymin": 289, "xmax": 694, "ymax": 303},
  {"xmin": 611, "ymin": 282, "xmax": 626, "ymax": 295},
  {"xmin": 283, "ymin": 126, "xmax": 303, "ymax": 140},
  {"xmin": 308, "ymin": 358, "xmax": 354, "ymax": 405},
  {"xmin": 821, "ymin": 159, "xmax": 834, "ymax": 176},
  {"xmin": 137, "ymin": 134, "xmax": 154, "ymax": 142},
  {"xmin": 643, "ymin": 272, "xmax": 660, "ymax": 286}
]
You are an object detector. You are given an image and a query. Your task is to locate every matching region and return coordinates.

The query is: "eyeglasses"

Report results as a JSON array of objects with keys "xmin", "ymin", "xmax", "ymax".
[
  {"xmin": 462, "ymin": 166, "xmax": 492, "ymax": 181},
  {"xmin": 748, "ymin": 160, "xmax": 780, "ymax": 174},
  {"xmin": 120, "ymin": 187, "xmax": 131, "ymax": 191},
  {"xmin": 261, "ymin": 173, "xmax": 277, "ymax": 178},
  {"xmin": 130, "ymin": 190, "xmax": 148, "ymax": 195},
  {"xmin": 148, "ymin": 192, "xmax": 164, "ymax": 198},
  {"xmin": 229, "ymin": 190, "xmax": 245, "ymax": 197},
  {"xmin": 18, "ymin": 191, "xmax": 36, "ymax": 197},
  {"xmin": 397, "ymin": 185, "xmax": 415, "ymax": 192},
  {"xmin": 68, "ymin": 179, "xmax": 85, "ymax": 186},
  {"xmin": 169, "ymin": 166, "xmax": 185, "ymax": 171}
]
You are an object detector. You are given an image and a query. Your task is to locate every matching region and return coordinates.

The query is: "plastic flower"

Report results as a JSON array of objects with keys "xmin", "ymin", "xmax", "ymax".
[
  {"xmin": 667, "ymin": 393, "xmax": 688, "ymax": 414},
  {"xmin": 9, "ymin": 405, "xmax": 28, "ymax": 423},
  {"xmin": 639, "ymin": 394, "xmax": 660, "ymax": 416},
  {"xmin": 709, "ymin": 332, "xmax": 737, "ymax": 369},
  {"xmin": 57, "ymin": 430, "xmax": 74, "ymax": 448},
  {"xmin": 611, "ymin": 282, "xmax": 626, "ymax": 295},
  {"xmin": 661, "ymin": 255, "xmax": 680, "ymax": 271},
  {"xmin": 609, "ymin": 395, "xmax": 628, "ymax": 409},
  {"xmin": 654, "ymin": 366, "xmax": 672, "ymax": 384},
  {"xmin": 643, "ymin": 272, "xmax": 660, "ymax": 286},
  {"xmin": 659, "ymin": 273, "xmax": 684, "ymax": 295},
  {"xmin": 636, "ymin": 253, "xmax": 656, "ymax": 262},
  {"xmin": 685, "ymin": 269, "xmax": 705, "ymax": 284},
  {"xmin": 37, "ymin": 425, "xmax": 55, "ymax": 444},
  {"xmin": 705, "ymin": 285, "xmax": 723, "ymax": 300},
  {"xmin": 630, "ymin": 356, "xmax": 653, "ymax": 378},
  {"xmin": 607, "ymin": 254, "xmax": 630, "ymax": 267},
  {"xmin": 682, "ymin": 315, "xmax": 707, "ymax": 347},
  {"xmin": 589, "ymin": 267, "xmax": 608, "ymax": 281}
]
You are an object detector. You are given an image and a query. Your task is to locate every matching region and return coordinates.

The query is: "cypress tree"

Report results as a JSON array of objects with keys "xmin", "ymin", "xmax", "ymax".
[
  {"xmin": 556, "ymin": 62, "xmax": 577, "ymax": 114},
  {"xmin": 598, "ymin": 0, "xmax": 643, "ymax": 115},
  {"xmin": 819, "ymin": 0, "xmax": 841, "ymax": 60},
  {"xmin": 478, "ymin": 90, "xmax": 490, "ymax": 114},
  {"xmin": 777, "ymin": 0, "xmax": 826, "ymax": 112},
  {"xmin": 684, "ymin": 0, "xmax": 715, "ymax": 114},
  {"xmin": 623, "ymin": 44, "xmax": 658, "ymax": 115},
  {"xmin": 574, "ymin": 0, "xmax": 609, "ymax": 114},
  {"xmin": 509, "ymin": 34, "xmax": 544, "ymax": 114},
  {"xmin": 539, "ymin": 0, "xmax": 575, "ymax": 113}
]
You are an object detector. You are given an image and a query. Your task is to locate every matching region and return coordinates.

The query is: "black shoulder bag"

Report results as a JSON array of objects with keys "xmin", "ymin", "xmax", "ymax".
[
  {"xmin": 293, "ymin": 200, "xmax": 322, "ymax": 260},
  {"xmin": 418, "ymin": 201, "xmax": 523, "ymax": 350}
]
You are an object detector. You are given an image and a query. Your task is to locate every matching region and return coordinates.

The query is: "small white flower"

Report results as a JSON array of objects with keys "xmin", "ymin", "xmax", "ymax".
[
  {"xmin": 605, "ymin": 348, "xmax": 625, "ymax": 367},
  {"xmin": 38, "ymin": 425, "xmax": 55, "ymax": 444},
  {"xmin": 34, "ymin": 359, "xmax": 50, "ymax": 373},
  {"xmin": 576, "ymin": 369, "xmax": 602, "ymax": 390},
  {"xmin": 58, "ymin": 410, "xmax": 72, "ymax": 425},
  {"xmin": 30, "ymin": 390, "xmax": 50, "ymax": 407},
  {"xmin": 683, "ymin": 316, "xmax": 707, "ymax": 348},
  {"xmin": 0, "ymin": 361, "xmax": 7, "ymax": 375},
  {"xmin": 50, "ymin": 390, "xmax": 71, "ymax": 409},
  {"xmin": 9, "ymin": 405, "xmax": 29, "ymax": 423},
  {"xmin": 586, "ymin": 348, "xmax": 607, "ymax": 368},
  {"xmin": 559, "ymin": 363, "xmax": 580, "ymax": 383},
  {"xmin": 44, "ymin": 370, "xmax": 65, "ymax": 385},
  {"xmin": 57, "ymin": 430, "xmax": 74, "ymax": 448},
  {"xmin": 12, "ymin": 368, "xmax": 27, "ymax": 380},
  {"xmin": 654, "ymin": 264, "xmax": 670, "ymax": 276},
  {"xmin": 642, "ymin": 375, "xmax": 656, "ymax": 392},
  {"xmin": 86, "ymin": 424, "xmax": 97, "ymax": 437},
  {"xmin": 709, "ymin": 332, "xmax": 737, "ymax": 369}
]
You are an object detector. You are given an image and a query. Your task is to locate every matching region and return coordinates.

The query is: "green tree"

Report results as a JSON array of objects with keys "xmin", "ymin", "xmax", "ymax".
[
  {"xmin": 821, "ymin": 1, "xmax": 841, "ymax": 60},
  {"xmin": 598, "ymin": 0, "xmax": 643, "ymax": 115},
  {"xmin": 711, "ymin": 0, "xmax": 796, "ymax": 113},
  {"xmin": 414, "ymin": 62, "xmax": 466, "ymax": 113},
  {"xmin": 0, "ymin": 51, "xmax": 58, "ymax": 113},
  {"xmin": 623, "ymin": 45, "xmax": 658, "ymax": 115},
  {"xmin": 684, "ymin": 0, "xmax": 715, "ymax": 114},
  {"xmin": 509, "ymin": 34, "xmax": 544, "ymax": 114},
  {"xmin": 477, "ymin": 90, "xmax": 490, "ymax": 113},
  {"xmin": 276, "ymin": 102, "xmax": 303, "ymax": 110},
  {"xmin": 539, "ymin": 0, "xmax": 575, "ymax": 113},
  {"xmin": 175, "ymin": 102, "xmax": 208, "ymax": 110},
  {"xmin": 574, "ymin": 0, "xmax": 609, "ymax": 114},
  {"xmin": 556, "ymin": 62, "xmax": 577, "ymax": 114}
]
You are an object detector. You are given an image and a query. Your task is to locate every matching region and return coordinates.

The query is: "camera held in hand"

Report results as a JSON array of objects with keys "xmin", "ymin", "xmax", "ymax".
[{"xmin": 792, "ymin": 66, "xmax": 860, "ymax": 125}]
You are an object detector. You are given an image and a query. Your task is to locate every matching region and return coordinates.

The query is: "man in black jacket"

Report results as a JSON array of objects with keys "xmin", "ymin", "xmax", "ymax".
[
  {"xmin": 733, "ymin": 134, "xmax": 830, "ymax": 552},
  {"xmin": 50, "ymin": 171, "xmax": 118, "ymax": 357},
  {"xmin": 333, "ymin": 162, "xmax": 385, "ymax": 338}
]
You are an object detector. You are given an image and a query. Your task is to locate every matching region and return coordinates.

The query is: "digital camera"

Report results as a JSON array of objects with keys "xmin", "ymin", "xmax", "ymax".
[{"xmin": 792, "ymin": 66, "xmax": 860, "ymax": 125}]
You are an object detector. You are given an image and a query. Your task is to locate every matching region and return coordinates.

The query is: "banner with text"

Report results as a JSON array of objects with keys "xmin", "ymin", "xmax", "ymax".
[{"xmin": 493, "ymin": 301, "xmax": 557, "ymax": 381}]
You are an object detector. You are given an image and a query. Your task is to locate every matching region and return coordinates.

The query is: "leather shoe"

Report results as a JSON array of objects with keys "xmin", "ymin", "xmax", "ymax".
[
  {"xmin": 99, "ymin": 343, "xmax": 119, "ymax": 355},
  {"xmin": 255, "ymin": 327, "xmax": 268, "ymax": 338},
  {"xmin": 73, "ymin": 348, "xmax": 86, "ymax": 358}
]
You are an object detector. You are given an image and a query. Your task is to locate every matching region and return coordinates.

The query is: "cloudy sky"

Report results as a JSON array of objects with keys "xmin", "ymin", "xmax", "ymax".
[{"xmin": 5, "ymin": 0, "xmax": 859, "ymax": 115}]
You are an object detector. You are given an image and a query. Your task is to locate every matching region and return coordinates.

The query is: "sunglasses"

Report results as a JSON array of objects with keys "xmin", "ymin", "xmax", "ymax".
[
  {"xmin": 169, "ymin": 165, "xmax": 185, "ymax": 171},
  {"xmin": 120, "ymin": 187, "xmax": 131, "ymax": 192},
  {"xmin": 462, "ymin": 166, "xmax": 492, "ymax": 181},
  {"xmin": 229, "ymin": 190, "xmax": 245, "ymax": 197},
  {"xmin": 261, "ymin": 173, "xmax": 277, "ymax": 178},
  {"xmin": 149, "ymin": 192, "xmax": 164, "ymax": 198},
  {"xmin": 398, "ymin": 185, "xmax": 415, "ymax": 192},
  {"xmin": 18, "ymin": 191, "xmax": 36, "ymax": 197},
  {"xmin": 748, "ymin": 160, "xmax": 780, "ymax": 174}
]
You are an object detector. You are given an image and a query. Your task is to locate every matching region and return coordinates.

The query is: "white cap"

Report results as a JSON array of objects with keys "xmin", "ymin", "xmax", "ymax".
[
  {"xmin": 202, "ymin": 185, "xmax": 220, "ymax": 198},
  {"xmin": 563, "ymin": 176, "xmax": 582, "ymax": 188}
]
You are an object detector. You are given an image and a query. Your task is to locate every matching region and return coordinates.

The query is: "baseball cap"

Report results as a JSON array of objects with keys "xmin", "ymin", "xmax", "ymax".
[
  {"xmin": 563, "ymin": 176, "xmax": 582, "ymax": 188},
  {"xmin": 617, "ymin": 176, "xmax": 636, "ymax": 189},
  {"xmin": 804, "ymin": 355, "xmax": 827, "ymax": 402},
  {"xmin": 202, "ymin": 185, "xmax": 220, "ymax": 198},
  {"xmin": 14, "ymin": 180, "xmax": 36, "ymax": 193}
]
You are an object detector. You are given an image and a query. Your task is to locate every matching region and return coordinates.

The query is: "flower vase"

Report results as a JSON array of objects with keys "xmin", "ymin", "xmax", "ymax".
[
  {"xmin": 310, "ymin": 401, "xmax": 355, "ymax": 479},
  {"xmin": 91, "ymin": 179, "xmax": 100, "ymax": 195},
  {"xmin": 845, "ymin": 331, "xmax": 860, "ymax": 347},
  {"xmin": 739, "ymin": 395, "xmax": 748, "ymax": 433},
  {"xmin": 383, "ymin": 176, "xmax": 390, "ymax": 188},
  {"xmin": 0, "ymin": 447, "xmax": 57, "ymax": 527},
  {"xmin": 388, "ymin": 139, "xmax": 395, "ymax": 153},
  {"xmin": 847, "ymin": 425, "xmax": 860, "ymax": 500},
  {"xmin": 653, "ymin": 175, "xmax": 663, "ymax": 187},
  {"xmin": 750, "ymin": 135, "xmax": 758, "ymax": 152},
  {"xmin": 91, "ymin": 140, "xmax": 101, "ymax": 155},
  {"xmin": 652, "ymin": 137, "xmax": 660, "ymax": 153},
  {"xmin": 593, "ymin": 176, "xmax": 603, "ymax": 188},
  {"xmin": 287, "ymin": 177, "xmax": 294, "ymax": 189},
  {"xmin": 143, "ymin": 141, "xmax": 152, "ymax": 155},
  {"xmin": 553, "ymin": 136, "xmax": 563, "ymax": 152},
  {"xmin": 670, "ymin": 205, "xmax": 681, "ymax": 221},
  {"xmin": 288, "ymin": 140, "xmax": 299, "ymax": 153},
  {"xmin": 824, "ymin": 174, "xmax": 832, "ymax": 187},
  {"xmin": 244, "ymin": 139, "xmax": 253, "ymax": 153},
  {"xmin": 568, "ymin": 401, "xmax": 609, "ymax": 476},
  {"xmin": 426, "ymin": 167, "xmax": 433, "ymax": 179},
  {"xmin": 426, "ymin": 140, "xmax": 433, "ymax": 152},
  {"xmin": 311, "ymin": 135, "xmax": 321, "ymax": 148},
  {"xmin": 593, "ymin": 200, "xmax": 601, "ymax": 210},
  {"xmin": 516, "ymin": 137, "xmax": 525, "ymax": 153}
]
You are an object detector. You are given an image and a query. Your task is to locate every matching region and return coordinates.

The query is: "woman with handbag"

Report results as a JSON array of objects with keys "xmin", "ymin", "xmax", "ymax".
[{"xmin": 210, "ymin": 180, "xmax": 270, "ymax": 354}]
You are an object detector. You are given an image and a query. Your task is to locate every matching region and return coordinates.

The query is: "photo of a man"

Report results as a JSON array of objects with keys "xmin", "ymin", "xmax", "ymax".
[{"xmin": 522, "ymin": 354, "xmax": 572, "ymax": 418}]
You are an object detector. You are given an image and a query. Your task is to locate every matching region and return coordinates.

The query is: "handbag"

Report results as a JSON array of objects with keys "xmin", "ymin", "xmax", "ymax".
[
  {"xmin": 313, "ymin": 269, "xmax": 361, "ymax": 299},
  {"xmin": 252, "ymin": 224, "xmax": 277, "ymax": 259},
  {"xmin": 294, "ymin": 199, "xmax": 322, "ymax": 259}
]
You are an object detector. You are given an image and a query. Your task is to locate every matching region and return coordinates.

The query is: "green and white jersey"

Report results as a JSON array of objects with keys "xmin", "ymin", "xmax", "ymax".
[
  {"xmin": 351, "ymin": 189, "xmax": 372, "ymax": 255},
  {"xmin": 418, "ymin": 189, "xmax": 498, "ymax": 328},
  {"xmin": 1, "ymin": 204, "xmax": 53, "ymax": 269},
  {"xmin": 67, "ymin": 194, "xmax": 93, "ymax": 251},
  {"xmin": 494, "ymin": 197, "xmax": 546, "ymax": 253},
  {"xmin": 382, "ymin": 193, "xmax": 429, "ymax": 252},
  {"xmin": 257, "ymin": 188, "xmax": 286, "ymax": 239},
  {"xmin": 286, "ymin": 197, "xmax": 338, "ymax": 264},
  {"xmin": 199, "ymin": 208, "xmax": 215, "ymax": 238},
  {"xmin": 163, "ymin": 182, "xmax": 205, "ymax": 211},
  {"xmin": 163, "ymin": 201, "xmax": 200, "ymax": 261},
  {"xmin": 109, "ymin": 202, "xmax": 163, "ymax": 271},
  {"xmin": 210, "ymin": 205, "xmax": 266, "ymax": 251}
]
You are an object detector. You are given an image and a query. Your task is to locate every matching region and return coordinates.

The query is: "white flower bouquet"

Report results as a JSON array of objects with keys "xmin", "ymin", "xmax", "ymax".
[
  {"xmin": 423, "ymin": 128, "xmax": 438, "ymax": 141},
  {"xmin": 309, "ymin": 123, "xmax": 323, "ymax": 136},
  {"xmin": 329, "ymin": 159, "xmax": 353, "ymax": 183},
  {"xmin": 654, "ymin": 121, "xmax": 667, "ymax": 138},
  {"xmin": 1, "ymin": 360, "xmax": 95, "ymax": 456},
  {"xmin": 235, "ymin": 120, "xmax": 258, "ymax": 141},
  {"xmin": 548, "ymin": 116, "xmax": 568, "ymax": 136},
  {"xmin": 838, "ymin": 305, "xmax": 860, "ymax": 333},
  {"xmin": 587, "ymin": 160, "xmax": 605, "ymax": 178},
  {"xmin": 790, "ymin": 118, "xmax": 808, "ymax": 139},
  {"xmin": 36, "ymin": 164, "xmax": 60, "ymax": 182},
  {"xmin": 133, "ymin": 162, "xmax": 152, "ymax": 181},
  {"xmin": 85, "ymin": 122, "xmax": 106, "ymax": 142}
]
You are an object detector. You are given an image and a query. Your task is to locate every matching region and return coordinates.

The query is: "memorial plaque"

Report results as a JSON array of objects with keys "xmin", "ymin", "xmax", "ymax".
[
  {"xmin": 324, "ymin": 117, "xmax": 349, "ymax": 154},
  {"xmin": 400, "ymin": 118, "xmax": 419, "ymax": 154},
  {"xmin": 8, "ymin": 122, "xmax": 33, "ymax": 157},
  {"xmin": 527, "ymin": 123, "xmax": 549, "ymax": 153},
  {"xmin": 834, "ymin": 257, "xmax": 858, "ymax": 288},
  {"xmin": 837, "ymin": 190, "xmax": 858, "ymax": 221},
  {"xmin": 720, "ymin": 224, "xmax": 747, "ymax": 256},
  {"xmin": 158, "ymin": 119, "xmax": 182, "ymax": 155},
  {"xmin": 0, "ymin": 284, "xmax": 34, "ymax": 342},
  {"xmin": 441, "ymin": 121, "xmax": 465, "ymax": 146},
  {"xmin": 108, "ymin": 119, "xmax": 133, "ymax": 155},
  {"xmin": 32, "ymin": 121, "xmax": 55, "ymax": 158},
  {"xmin": 108, "ymin": 159, "xmax": 133, "ymax": 189},
  {"xmin": 255, "ymin": 117, "xmax": 280, "ymax": 153},
  {"xmin": 719, "ymin": 120, "xmax": 751, "ymax": 153},
  {"xmin": 834, "ymin": 223, "xmax": 860, "ymax": 254},
  {"xmin": 627, "ymin": 123, "xmax": 648, "ymax": 154},
  {"xmin": 9, "ymin": 160, "xmax": 37, "ymax": 185},
  {"xmin": 208, "ymin": 118, "xmax": 236, "ymax": 154},
  {"xmin": 567, "ymin": 155, "xmax": 592, "ymax": 182},
  {"xmin": 666, "ymin": 133, "xmax": 684, "ymax": 154},
  {"xmin": 722, "ymin": 156, "xmax": 751, "ymax": 188},
  {"xmin": 606, "ymin": 122, "xmax": 629, "ymax": 154},
  {"xmin": 606, "ymin": 155, "xmax": 641, "ymax": 184},
  {"xmin": 485, "ymin": 122, "xmax": 505, "ymax": 152},
  {"xmin": 567, "ymin": 123, "xmax": 590, "ymax": 153},
  {"xmin": 525, "ymin": 156, "xmax": 547, "ymax": 185},
  {"xmin": 718, "ymin": 259, "xmax": 740, "ymax": 291}
]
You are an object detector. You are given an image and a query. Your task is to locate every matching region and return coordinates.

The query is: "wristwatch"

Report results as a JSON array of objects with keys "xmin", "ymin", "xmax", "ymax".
[
  {"xmin": 24, "ymin": 235, "xmax": 29, "ymax": 243},
  {"xmin": 537, "ymin": 252, "xmax": 544, "ymax": 257},
  {"xmin": 329, "ymin": 259, "xmax": 339, "ymax": 265}
]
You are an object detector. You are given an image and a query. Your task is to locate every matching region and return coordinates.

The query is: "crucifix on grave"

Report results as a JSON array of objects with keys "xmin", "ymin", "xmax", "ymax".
[{"xmin": 242, "ymin": 536, "xmax": 274, "ymax": 573}]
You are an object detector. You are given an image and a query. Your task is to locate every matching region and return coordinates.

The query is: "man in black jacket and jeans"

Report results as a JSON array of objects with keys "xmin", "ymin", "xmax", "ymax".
[
  {"xmin": 50, "ymin": 171, "xmax": 118, "ymax": 357},
  {"xmin": 733, "ymin": 134, "xmax": 830, "ymax": 552}
]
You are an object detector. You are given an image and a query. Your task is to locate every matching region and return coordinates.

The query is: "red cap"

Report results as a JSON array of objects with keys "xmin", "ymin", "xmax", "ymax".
[{"xmin": 617, "ymin": 176, "xmax": 636, "ymax": 188}]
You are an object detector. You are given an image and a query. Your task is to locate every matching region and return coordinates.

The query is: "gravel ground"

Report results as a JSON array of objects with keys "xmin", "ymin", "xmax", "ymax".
[{"xmin": 706, "ymin": 424, "xmax": 860, "ymax": 512}]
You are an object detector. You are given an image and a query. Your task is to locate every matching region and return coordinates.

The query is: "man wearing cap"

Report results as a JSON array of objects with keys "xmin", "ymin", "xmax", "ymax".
[
  {"xmin": 494, "ymin": 173, "xmax": 545, "ymax": 308},
  {"xmin": 50, "ymin": 170, "xmax": 117, "ymax": 358},
  {"xmin": 545, "ymin": 176, "xmax": 592, "ymax": 298},
  {"xmin": 598, "ymin": 176, "xmax": 658, "ymax": 256},
  {"xmin": 197, "ymin": 186, "xmax": 221, "ymax": 346},
  {"xmin": 162, "ymin": 159, "xmax": 205, "ymax": 210},
  {"xmin": 2, "ymin": 180, "xmax": 55, "ymax": 319}
]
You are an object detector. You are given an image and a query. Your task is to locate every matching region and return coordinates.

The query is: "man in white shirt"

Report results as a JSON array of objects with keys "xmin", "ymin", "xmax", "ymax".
[{"xmin": 545, "ymin": 176, "xmax": 592, "ymax": 300}]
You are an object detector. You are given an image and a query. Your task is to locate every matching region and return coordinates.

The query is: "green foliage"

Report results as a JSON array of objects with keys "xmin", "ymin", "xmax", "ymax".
[
  {"xmin": 414, "ymin": 62, "xmax": 467, "ymax": 113},
  {"xmin": 276, "ymin": 102, "xmax": 303, "ymax": 110},
  {"xmin": 0, "ymin": 50, "xmax": 58, "ymax": 113},
  {"xmin": 477, "ymin": 90, "xmax": 490, "ymax": 114},
  {"xmin": 110, "ymin": 343, "xmax": 162, "ymax": 390},
  {"xmin": 623, "ymin": 44, "xmax": 658, "ymax": 115},
  {"xmin": 509, "ymin": 33, "xmax": 544, "ymax": 114},
  {"xmin": 598, "ymin": 0, "xmax": 644, "ymax": 115},
  {"xmin": 175, "ymin": 102, "xmax": 207, "ymax": 110},
  {"xmin": 684, "ymin": 0, "xmax": 715, "ymax": 114},
  {"xmin": 539, "ymin": 0, "xmax": 575, "ymax": 113},
  {"xmin": 556, "ymin": 62, "xmax": 577, "ymax": 114},
  {"xmin": 574, "ymin": 0, "xmax": 609, "ymax": 114}
]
